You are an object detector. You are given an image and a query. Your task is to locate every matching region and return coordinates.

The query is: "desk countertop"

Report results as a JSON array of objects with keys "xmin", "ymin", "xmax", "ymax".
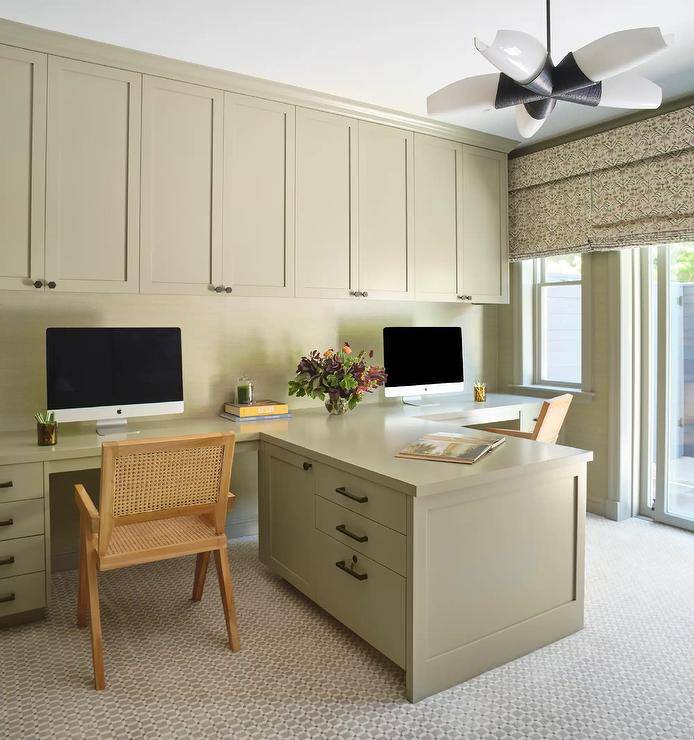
[{"xmin": 0, "ymin": 394, "xmax": 592, "ymax": 496}]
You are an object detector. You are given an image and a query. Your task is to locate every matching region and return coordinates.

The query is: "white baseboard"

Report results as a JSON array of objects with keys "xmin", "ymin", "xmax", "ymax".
[
  {"xmin": 587, "ymin": 497, "xmax": 607, "ymax": 517},
  {"xmin": 587, "ymin": 497, "xmax": 628, "ymax": 521}
]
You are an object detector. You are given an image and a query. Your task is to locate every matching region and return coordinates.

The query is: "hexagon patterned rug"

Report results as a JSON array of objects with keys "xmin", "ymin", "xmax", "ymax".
[{"xmin": 2, "ymin": 514, "xmax": 694, "ymax": 738}]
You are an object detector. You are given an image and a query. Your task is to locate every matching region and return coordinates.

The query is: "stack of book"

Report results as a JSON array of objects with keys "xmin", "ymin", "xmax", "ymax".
[{"xmin": 219, "ymin": 400, "xmax": 291, "ymax": 423}]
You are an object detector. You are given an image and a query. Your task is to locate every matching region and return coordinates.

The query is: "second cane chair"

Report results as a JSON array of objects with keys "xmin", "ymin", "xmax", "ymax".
[
  {"xmin": 484, "ymin": 393, "xmax": 573, "ymax": 444},
  {"xmin": 74, "ymin": 432, "xmax": 240, "ymax": 690}
]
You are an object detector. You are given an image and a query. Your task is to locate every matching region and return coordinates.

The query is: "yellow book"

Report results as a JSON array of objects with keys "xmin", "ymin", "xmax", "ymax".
[{"xmin": 223, "ymin": 400, "xmax": 289, "ymax": 417}]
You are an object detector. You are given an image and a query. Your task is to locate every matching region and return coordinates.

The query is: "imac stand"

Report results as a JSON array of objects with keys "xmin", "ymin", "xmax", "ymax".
[
  {"xmin": 401, "ymin": 396, "xmax": 442, "ymax": 408},
  {"xmin": 96, "ymin": 418, "xmax": 129, "ymax": 436}
]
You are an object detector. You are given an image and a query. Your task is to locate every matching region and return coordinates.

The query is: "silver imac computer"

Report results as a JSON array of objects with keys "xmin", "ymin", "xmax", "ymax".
[
  {"xmin": 46, "ymin": 327, "xmax": 184, "ymax": 435},
  {"xmin": 383, "ymin": 326, "xmax": 464, "ymax": 406}
]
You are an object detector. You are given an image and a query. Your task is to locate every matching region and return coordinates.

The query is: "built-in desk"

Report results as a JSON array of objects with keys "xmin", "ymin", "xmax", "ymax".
[{"xmin": 0, "ymin": 393, "xmax": 590, "ymax": 701}]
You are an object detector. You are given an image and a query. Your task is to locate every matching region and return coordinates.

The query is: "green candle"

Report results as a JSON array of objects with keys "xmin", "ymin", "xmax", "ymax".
[{"xmin": 237, "ymin": 375, "xmax": 254, "ymax": 405}]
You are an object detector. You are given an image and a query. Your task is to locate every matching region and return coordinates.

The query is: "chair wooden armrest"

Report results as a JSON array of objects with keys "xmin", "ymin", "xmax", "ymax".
[
  {"xmin": 227, "ymin": 492, "xmax": 236, "ymax": 512},
  {"xmin": 74, "ymin": 483, "xmax": 100, "ymax": 534},
  {"xmin": 483, "ymin": 427, "xmax": 533, "ymax": 440}
]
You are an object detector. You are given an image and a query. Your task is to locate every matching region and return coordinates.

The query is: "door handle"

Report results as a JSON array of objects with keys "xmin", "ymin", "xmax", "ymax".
[
  {"xmin": 302, "ymin": 462, "xmax": 312, "ymax": 471},
  {"xmin": 335, "ymin": 486, "xmax": 368, "ymax": 504},
  {"xmin": 335, "ymin": 524, "xmax": 368, "ymax": 543},
  {"xmin": 335, "ymin": 557, "xmax": 368, "ymax": 581}
]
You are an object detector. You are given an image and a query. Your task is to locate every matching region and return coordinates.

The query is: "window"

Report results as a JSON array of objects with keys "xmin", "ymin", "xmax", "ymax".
[
  {"xmin": 534, "ymin": 254, "xmax": 582, "ymax": 386},
  {"xmin": 513, "ymin": 252, "xmax": 590, "ymax": 394}
]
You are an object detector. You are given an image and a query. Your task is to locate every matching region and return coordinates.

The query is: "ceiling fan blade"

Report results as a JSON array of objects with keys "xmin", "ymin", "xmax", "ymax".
[
  {"xmin": 572, "ymin": 27, "xmax": 673, "ymax": 83},
  {"xmin": 515, "ymin": 105, "xmax": 548, "ymax": 139},
  {"xmin": 598, "ymin": 73, "xmax": 662, "ymax": 108},
  {"xmin": 515, "ymin": 98, "xmax": 556, "ymax": 139},
  {"xmin": 427, "ymin": 73, "xmax": 501, "ymax": 115},
  {"xmin": 474, "ymin": 30, "xmax": 548, "ymax": 86}
]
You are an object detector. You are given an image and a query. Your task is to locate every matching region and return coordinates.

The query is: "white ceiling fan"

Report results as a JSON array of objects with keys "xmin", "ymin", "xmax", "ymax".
[{"xmin": 427, "ymin": 0, "xmax": 673, "ymax": 138}]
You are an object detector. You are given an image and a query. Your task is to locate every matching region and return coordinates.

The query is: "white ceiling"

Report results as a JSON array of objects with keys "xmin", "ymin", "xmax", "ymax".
[{"xmin": 1, "ymin": 0, "xmax": 692, "ymax": 148}]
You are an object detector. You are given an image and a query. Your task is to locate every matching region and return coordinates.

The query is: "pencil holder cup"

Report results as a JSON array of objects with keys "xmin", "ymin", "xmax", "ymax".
[
  {"xmin": 473, "ymin": 383, "xmax": 486, "ymax": 402},
  {"xmin": 37, "ymin": 422, "xmax": 58, "ymax": 446}
]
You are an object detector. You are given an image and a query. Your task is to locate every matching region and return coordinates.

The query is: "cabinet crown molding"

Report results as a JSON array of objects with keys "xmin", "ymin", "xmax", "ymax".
[{"xmin": 0, "ymin": 17, "xmax": 518, "ymax": 153}]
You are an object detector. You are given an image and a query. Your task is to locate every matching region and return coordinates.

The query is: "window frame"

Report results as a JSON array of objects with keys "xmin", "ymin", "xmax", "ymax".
[
  {"xmin": 533, "ymin": 257, "xmax": 584, "ymax": 389},
  {"xmin": 512, "ymin": 253, "xmax": 593, "ymax": 398}
]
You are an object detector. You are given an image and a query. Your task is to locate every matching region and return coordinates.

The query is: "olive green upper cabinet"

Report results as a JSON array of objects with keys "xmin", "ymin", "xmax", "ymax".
[
  {"xmin": 45, "ymin": 57, "xmax": 141, "ymax": 293},
  {"xmin": 413, "ymin": 134, "xmax": 463, "ymax": 302},
  {"xmin": 295, "ymin": 108, "xmax": 358, "ymax": 299},
  {"xmin": 458, "ymin": 145, "xmax": 509, "ymax": 304},
  {"xmin": 0, "ymin": 45, "xmax": 46, "ymax": 291},
  {"xmin": 140, "ymin": 76, "xmax": 224, "ymax": 295},
  {"xmin": 222, "ymin": 93, "xmax": 295, "ymax": 297},
  {"xmin": 357, "ymin": 122, "xmax": 414, "ymax": 301}
]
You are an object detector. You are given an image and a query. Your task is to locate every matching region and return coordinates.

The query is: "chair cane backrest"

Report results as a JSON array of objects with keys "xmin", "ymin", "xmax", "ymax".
[
  {"xmin": 531, "ymin": 394, "xmax": 573, "ymax": 443},
  {"xmin": 98, "ymin": 433, "xmax": 235, "ymax": 556}
]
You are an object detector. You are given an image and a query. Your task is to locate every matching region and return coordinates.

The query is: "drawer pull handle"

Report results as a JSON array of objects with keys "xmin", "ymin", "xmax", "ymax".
[
  {"xmin": 0, "ymin": 592, "xmax": 15, "ymax": 603},
  {"xmin": 0, "ymin": 481, "xmax": 13, "ymax": 488},
  {"xmin": 0, "ymin": 519, "xmax": 13, "ymax": 527},
  {"xmin": 336, "ymin": 524, "xmax": 368, "ymax": 543},
  {"xmin": 0, "ymin": 556, "xmax": 14, "ymax": 566},
  {"xmin": 302, "ymin": 462, "xmax": 312, "ymax": 471},
  {"xmin": 335, "ymin": 486, "xmax": 368, "ymax": 504},
  {"xmin": 335, "ymin": 557, "xmax": 368, "ymax": 581}
]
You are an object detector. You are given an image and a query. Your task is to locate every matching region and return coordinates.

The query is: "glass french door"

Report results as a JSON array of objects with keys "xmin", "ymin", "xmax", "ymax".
[{"xmin": 641, "ymin": 242, "xmax": 694, "ymax": 530}]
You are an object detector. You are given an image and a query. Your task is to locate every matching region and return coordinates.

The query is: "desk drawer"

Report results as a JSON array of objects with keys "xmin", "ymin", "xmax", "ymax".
[
  {"xmin": 0, "ymin": 535, "xmax": 45, "ymax": 579},
  {"xmin": 0, "ymin": 463, "xmax": 43, "ymax": 503},
  {"xmin": 315, "ymin": 495, "xmax": 406, "ymax": 576},
  {"xmin": 313, "ymin": 529, "xmax": 405, "ymax": 668},
  {"xmin": 315, "ymin": 464, "xmax": 406, "ymax": 534},
  {"xmin": 0, "ymin": 571, "xmax": 46, "ymax": 617},
  {"xmin": 0, "ymin": 499, "xmax": 44, "ymax": 542}
]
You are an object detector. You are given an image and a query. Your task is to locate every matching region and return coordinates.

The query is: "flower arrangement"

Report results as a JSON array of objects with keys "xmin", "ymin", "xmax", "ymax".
[{"xmin": 288, "ymin": 342, "xmax": 387, "ymax": 415}]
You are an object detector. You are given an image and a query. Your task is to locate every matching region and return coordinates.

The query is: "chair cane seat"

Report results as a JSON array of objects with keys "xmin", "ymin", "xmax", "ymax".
[{"xmin": 100, "ymin": 515, "xmax": 222, "ymax": 569}]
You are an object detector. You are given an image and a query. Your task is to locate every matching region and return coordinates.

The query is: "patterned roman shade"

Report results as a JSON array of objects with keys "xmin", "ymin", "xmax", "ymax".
[{"xmin": 508, "ymin": 105, "xmax": 694, "ymax": 260}]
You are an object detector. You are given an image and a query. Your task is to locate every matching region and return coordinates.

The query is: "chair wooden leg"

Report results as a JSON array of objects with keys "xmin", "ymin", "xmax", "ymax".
[
  {"xmin": 192, "ymin": 551, "xmax": 210, "ymax": 602},
  {"xmin": 213, "ymin": 547, "xmax": 240, "ymax": 652},
  {"xmin": 76, "ymin": 524, "xmax": 89, "ymax": 628},
  {"xmin": 85, "ymin": 538, "xmax": 105, "ymax": 690}
]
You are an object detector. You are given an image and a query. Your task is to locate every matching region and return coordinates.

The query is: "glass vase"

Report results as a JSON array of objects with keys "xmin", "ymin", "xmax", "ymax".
[{"xmin": 325, "ymin": 397, "xmax": 349, "ymax": 415}]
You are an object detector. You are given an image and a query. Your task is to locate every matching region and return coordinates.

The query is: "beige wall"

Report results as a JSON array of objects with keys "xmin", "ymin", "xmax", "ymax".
[
  {"xmin": 0, "ymin": 291, "xmax": 499, "ymax": 432},
  {"xmin": 497, "ymin": 252, "xmax": 612, "ymax": 513}
]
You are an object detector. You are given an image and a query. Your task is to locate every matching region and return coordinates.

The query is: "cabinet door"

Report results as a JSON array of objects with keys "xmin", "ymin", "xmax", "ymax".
[
  {"xmin": 357, "ymin": 121, "xmax": 413, "ymax": 300},
  {"xmin": 295, "ymin": 107, "xmax": 357, "ymax": 299},
  {"xmin": 259, "ymin": 444, "xmax": 314, "ymax": 596},
  {"xmin": 222, "ymin": 93, "xmax": 295, "ymax": 297},
  {"xmin": 45, "ymin": 57, "xmax": 140, "ymax": 293},
  {"xmin": 459, "ymin": 145, "xmax": 509, "ymax": 304},
  {"xmin": 413, "ymin": 134, "xmax": 463, "ymax": 302},
  {"xmin": 140, "ymin": 76, "xmax": 223, "ymax": 295},
  {"xmin": 0, "ymin": 46, "xmax": 46, "ymax": 291}
]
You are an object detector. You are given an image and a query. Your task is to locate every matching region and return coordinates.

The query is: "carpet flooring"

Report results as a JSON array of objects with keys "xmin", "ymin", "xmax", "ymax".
[{"xmin": 2, "ymin": 514, "xmax": 694, "ymax": 739}]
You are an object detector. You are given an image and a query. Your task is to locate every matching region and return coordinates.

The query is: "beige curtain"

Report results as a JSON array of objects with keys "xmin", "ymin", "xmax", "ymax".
[{"xmin": 508, "ymin": 105, "xmax": 694, "ymax": 260}]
